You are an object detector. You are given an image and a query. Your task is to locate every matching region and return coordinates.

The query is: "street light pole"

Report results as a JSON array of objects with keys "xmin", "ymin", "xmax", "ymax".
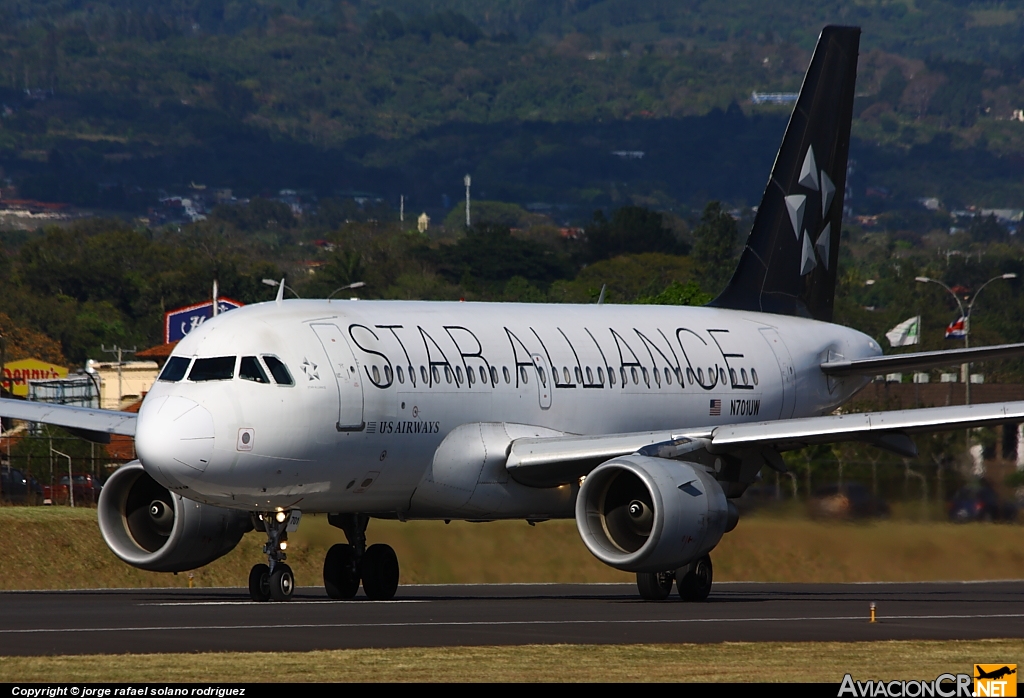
[
  {"xmin": 464, "ymin": 174, "xmax": 471, "ymax": 228},
  {"xmin": 915, "ymin": 273, "xmax": 1017, "ymax": 406}
]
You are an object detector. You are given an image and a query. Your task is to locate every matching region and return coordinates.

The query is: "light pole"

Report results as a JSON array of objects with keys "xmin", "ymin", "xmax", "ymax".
[
  {"xmin": 261, "ymin": 278, "xmax": 301, "ymax": 299},
  {"xmin": 464, "ymin": 174, "xmax": 471, "ymax": 228},
  {"xmin": 326, "ymin": 281, "xmax": 367, "ymax": 301},
  {"xmin": 915, "ymin": 273, "xmax": 1016, "ymax": 405},
  {"xmin": 51, "ymin": 448, "xmax": 73, "ymax": 508}
]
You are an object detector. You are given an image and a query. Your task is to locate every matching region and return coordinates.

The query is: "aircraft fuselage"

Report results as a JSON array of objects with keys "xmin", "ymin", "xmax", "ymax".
[{"xmin": 136, "ymin": 299, "xmax": 880, "ymax": 516}]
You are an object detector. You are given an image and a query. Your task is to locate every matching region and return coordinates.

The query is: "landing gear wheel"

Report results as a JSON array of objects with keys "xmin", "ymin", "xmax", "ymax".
[
  {"xmin": 324, "ymin": 543, "xmax": 360, "ymax": 599},
  {"xmin": 360, "ymin": 543, "xmax": 399, "ymax": 600},
  {"xmin": 677, "ymin": 555, "xmax": 713, "ymax": 602},
  {"xmin": 269, "ymin": 563, "xmax": 295, "ymax": 601},
  {"xmin": 636, "ymin": 571, "xmax": 674, "ymax": 600},
  {"xmin": 248, "ymin": 563, "xmax": 271, "ymax": 602}
]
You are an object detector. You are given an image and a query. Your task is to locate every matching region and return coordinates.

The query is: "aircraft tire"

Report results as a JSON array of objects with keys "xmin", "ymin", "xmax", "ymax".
[
  {"xmin": 269, "ymin": 563, "xmax": 295, "ymax": 602},
  {"xmin": 636, "ymin": 571, "xmax": 673, "ymax": 600},
  {"xmin": 361, "ymin": 544, "xmax": 399, "ymax": 600},
  {"xmin": 677, "ymin": 555, "xmax": 713, "ymax": 602},
  {"xmin": 324, "ymin": 543, "xmax": 360, "ymax": 599},
  {"xmin": 248, "ymin": 563, "xmax": 271, "ymax": 602}
]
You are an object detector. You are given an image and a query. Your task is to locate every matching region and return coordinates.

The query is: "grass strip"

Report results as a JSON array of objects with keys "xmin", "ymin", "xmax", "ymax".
[{"xmin": 2, "ymin": 640, "xmax": 1022, "ymax": 682}]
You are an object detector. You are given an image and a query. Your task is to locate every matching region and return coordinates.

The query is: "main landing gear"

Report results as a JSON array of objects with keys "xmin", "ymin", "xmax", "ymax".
[
  {"xmin": 636, "ymin": 554, "xmax": 713, "ymax": 602},
  {"xmin": 249, "ymin": 511, "xmax": 296, "ymax": 602},
  {"xmin": 247, "ymin": 511, "xmax": 400, "ymax": 602},
  {"xmin": 323, "ymin": 513, "xmax": 400, "ymax": 600}
]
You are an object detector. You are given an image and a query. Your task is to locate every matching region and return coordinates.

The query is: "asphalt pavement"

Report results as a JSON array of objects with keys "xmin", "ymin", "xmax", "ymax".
[{"xmin": 1, "ymin": 581, "xmax": 1023, "ymax": 655}]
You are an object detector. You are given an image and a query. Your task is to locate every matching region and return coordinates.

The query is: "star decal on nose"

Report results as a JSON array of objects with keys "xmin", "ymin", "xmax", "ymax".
[
  {"xmin": 787, "ymin": 145, "xmax": 836, "ymax": 276},
  {"xmin": 301, "ymin": 358, "xmax": 320, "ymax": 381}
]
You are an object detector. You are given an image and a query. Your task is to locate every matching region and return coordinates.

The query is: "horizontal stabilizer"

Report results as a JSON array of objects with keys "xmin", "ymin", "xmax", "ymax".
[
  {"xmin": 0, "ymin": 398, "xmax": 137, "ymax": 437},
  {"xmin": 820, "ymin": 342, "xmax": 1024, "ymax": 377}
]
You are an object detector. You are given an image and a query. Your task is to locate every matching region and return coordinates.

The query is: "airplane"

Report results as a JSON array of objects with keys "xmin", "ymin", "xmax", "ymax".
[
  {"xmin": 4, "ymin": 25, "xmax": 1024, "ymax": 604},
  {"xmin": 976, "ymin": 667, "xmax": 1017, "ymax": 681}
]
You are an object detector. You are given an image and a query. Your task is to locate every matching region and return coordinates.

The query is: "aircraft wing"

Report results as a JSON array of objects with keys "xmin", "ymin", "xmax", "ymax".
[
  {"xmin": 0, "ymin": 398, "xmax": 137, "ymax": 443},
  {"xmin": 505, "ymin": 401, "xmax": 1024, "ymax": 487},
  {"xmin": 820, "ymin": 342, "xmax": 1024, "ymax": 377}
]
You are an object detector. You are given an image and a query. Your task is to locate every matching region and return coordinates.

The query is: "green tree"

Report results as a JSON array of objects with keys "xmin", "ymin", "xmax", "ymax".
[{"xmin": 691, "ymin": 201, "xmax": 738, "ymax": 295}]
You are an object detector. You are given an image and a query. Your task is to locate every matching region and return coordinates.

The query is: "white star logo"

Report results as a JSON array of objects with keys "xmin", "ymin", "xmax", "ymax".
[
  {"xmin": 787, "ymin": 145, "xmax": 836, "ymax": 276},
  {"xmin": 301, "ymin": 358, "xmax": 320, "ymax": 381}
]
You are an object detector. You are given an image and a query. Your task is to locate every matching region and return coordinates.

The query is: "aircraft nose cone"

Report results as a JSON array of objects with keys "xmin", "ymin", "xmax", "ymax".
[{"xmin": 136, "ymin": 395, "xmax": 215, "ymax": 486}]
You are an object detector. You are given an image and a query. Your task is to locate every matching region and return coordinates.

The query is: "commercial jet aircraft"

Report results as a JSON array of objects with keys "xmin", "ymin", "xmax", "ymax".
[{"xmin": 6, "ymin": 26, "xmax": 1024, "ymax": 603}]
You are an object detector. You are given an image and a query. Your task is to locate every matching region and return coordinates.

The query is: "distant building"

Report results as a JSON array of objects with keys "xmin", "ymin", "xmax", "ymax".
[
  {"xmin": 418, "ymin": 212, "xmax": 430, "ymax": 233},
  {"xmin": 86, "ymin": 359, "xmax": 160, "ymax": 410},
  {"xmin": 751, "ymin": 91, "xmax": 799, "ymax": 105}
]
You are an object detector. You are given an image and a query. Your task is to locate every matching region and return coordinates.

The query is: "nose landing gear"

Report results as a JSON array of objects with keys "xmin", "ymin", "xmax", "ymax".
[
  {"xmin": 324, "ymin": 513, "xmax": 400, "ymax": 600},
  {"xmin": 249, "ymin": 511, "xmax": 296, "ymax": 602}
]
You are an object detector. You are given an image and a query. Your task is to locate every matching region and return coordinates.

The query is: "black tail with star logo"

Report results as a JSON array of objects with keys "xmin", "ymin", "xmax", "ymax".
[{"xmin": 709, "ymin": 25, "xmax": 860, "ymax": 323}]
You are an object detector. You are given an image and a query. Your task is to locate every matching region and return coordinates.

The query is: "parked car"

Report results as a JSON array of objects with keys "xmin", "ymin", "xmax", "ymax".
[
  {"xmin": 809, "ymin": 482, "xmax": 889, "ymax": 520},
  {"xmin": 0, "ymin": 467, "xmax": 43, "ymax": 504},
  {"xmin": 949, "ymin": 479, "xmax": 1016, "ymax": 522},
  {"xmin": 43, "ymin": 473, "xmax": 102, "ymax": 506}
]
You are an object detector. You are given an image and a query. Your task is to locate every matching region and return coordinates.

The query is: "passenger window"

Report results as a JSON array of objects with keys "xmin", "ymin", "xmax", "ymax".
[
  {"xmin": 409, "ymin": 365, "xmax": 416, "ymax": 387},
  {"xmin": 631, "ymin": 367, "xmax": 638, "ymax": 385},
  {"xmin": 520, "ymin": 366, "xmax": 529, "ymax": 384},
  {"xmin": 697, "ymin": 368, "xmax": 704, "ymax": 383},
  {"xmin": 503, "ymin": 367, "xmax": 510, "ymax": 384},
  {"xmin": 720, "ymin": 368, "xmax": 727, "ymax": 384},
  {"xmin": 608, "ymin": 367, "xmax": 616, "ymax": 386},
  {"xmin": 563, "ymin": 367, "xmax": 571, "ymax": 384},
  {"xmin": 665, "ymin": 368, "xmax": 672, "ymax": 385},
  {"xmin": 730, "ymin": 368, "xmax": 737, "ymax": 385},
  {"xmin": 421, "ymin": 366, "xmax": 428, "ymax": 383},
  {"xmin": 262, "ymin": 356, "xmax": 294, "ymax": 385},
  {"xmin": 620, "ymin": 367, "xmax": 627, "ymax": 387},
  {"xmin": 384, "ymin": 365, "xmax": 393, "ymax": 383},
  {"xmin": 158, "ymin": 356, "xmax": 191, "ymax": 382},
  {"xmin": 397, "ymin": 366, "xmax": 405, "ymax": 384},
  {"xmin": 456, "ymin": 366, "xmax": 464, "ymax": 384},
  {"xmin": 575, "ymin": 367, "xmax": 583, "ymax": 383},
  {"xmin": 444, "ymin": 366, "xmax": 453, "ymax": 384},
  {"xmin": 652, "ymin": 367, "xmax": 660, "ymax": 387},
  {"xmin": 431, "ymin": 366, "xmax": 440, "ymax": 384},
  {"xmin": 598, "ymin": 367, "xmax": 605, "ymax": 384},
  {"xmin": 372, "ymin": 366, "xmax": 381, "ymax": 383},
  {"xmin": 239, "ymin": 356, "xmax": 270, "ymax": 384},
  {"xmin": 467, "ymin": 368, "xmax": 475, "ymax": 385},
  {"xmin": 585, "ymin": 367, "xmax": 593, "ymax": 383},
  {"xmin": 491, "ymin": 366, "xmax": 499, "ymax": 385},
  {"xmin": 189, "ymin": 356, "xmax": 236, "ymax": 382},
  {"xmin": 752, "ymin": 368, "xmax": 759, "ymax": 385},
  {"xmin": 537, "ymin": 367, "xmax": 547, "ymax": 387},
  {"xmin": 741, "ymin": 368, "xmax": 748, "ymax": 384}
]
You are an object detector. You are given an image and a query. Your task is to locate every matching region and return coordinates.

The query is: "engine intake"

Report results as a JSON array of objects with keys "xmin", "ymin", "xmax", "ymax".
[
  {"xmin": 575, "ymin": 455, "xmax": 733, "ymax": 573},
  {"xmin": 98, "ymin": 462, "xmax": 252, "ymax": 573}
]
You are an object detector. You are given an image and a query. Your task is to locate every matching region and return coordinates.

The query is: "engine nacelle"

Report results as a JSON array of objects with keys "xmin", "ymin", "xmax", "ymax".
[
  {"xmin": 97, "ymin": 462, "xmax": 252, "ymax": 573},
  {"xmin": 575, "ymin": 455, "xmax": 733, "ymax": 573}
]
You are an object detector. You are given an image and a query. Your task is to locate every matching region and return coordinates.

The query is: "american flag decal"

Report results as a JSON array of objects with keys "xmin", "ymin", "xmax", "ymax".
[{"xmin": 709, "ymin": 399, "xmax": 722, "ymax": 416}]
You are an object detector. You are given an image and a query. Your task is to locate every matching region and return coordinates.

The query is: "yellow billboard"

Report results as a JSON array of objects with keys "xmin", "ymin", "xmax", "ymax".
[{"xmin": 2, "ymin": 358, "xmax": 68, "ymax": 397}]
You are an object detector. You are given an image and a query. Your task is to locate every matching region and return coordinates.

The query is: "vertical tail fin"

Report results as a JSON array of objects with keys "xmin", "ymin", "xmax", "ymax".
[{"xmin": 709, "ymin": 26, "xmax": 860, "ymax": 322}]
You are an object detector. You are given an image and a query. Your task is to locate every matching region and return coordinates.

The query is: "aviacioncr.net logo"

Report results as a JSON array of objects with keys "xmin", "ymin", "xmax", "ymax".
[{"xmin": 838, "ymin": 674, "xmax": 973, "ymax": 697}]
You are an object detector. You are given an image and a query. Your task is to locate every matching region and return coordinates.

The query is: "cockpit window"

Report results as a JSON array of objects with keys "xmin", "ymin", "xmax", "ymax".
[
  {"xmin": 158, "ymin": 356, "xmax": 191, "ymax": 382},
  {"xmin": 262, "ymin": 355, "xmax": 294, "ymax": 386},
  {"xmin": 188, "ymin": 356, "xmax": 236, "ymax": 382},
  {"xmin": 239, "ymin": 356, "xmax": 270, "ymax": 384}
]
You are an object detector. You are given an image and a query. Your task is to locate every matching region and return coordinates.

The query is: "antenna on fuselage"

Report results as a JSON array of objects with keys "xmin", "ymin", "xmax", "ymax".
[
  {"xmin": 597, "ymin": 284, "xmax": 606, "ymax": 305},
  {"xmin": 275, "ymin": 278, "xmax": 285, "ymax": 305}
]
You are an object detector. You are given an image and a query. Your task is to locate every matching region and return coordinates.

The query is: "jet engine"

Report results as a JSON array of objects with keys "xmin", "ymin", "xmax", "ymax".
[
  {"xmin": 575, "ymin": 455, "xmax": 736, "ymax": 573},
  {"xmin": 97, "ymin": 462, "xmax": 252, "ymax": 573}
]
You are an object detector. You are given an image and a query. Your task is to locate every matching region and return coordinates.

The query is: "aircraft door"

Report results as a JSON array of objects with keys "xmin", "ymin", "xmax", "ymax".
[
  {"xmin": 759, "ymin": 328, "xmax": 796, "ymax": 420},
  {"xmin": 311, "ymin": 323, "xmax": 365, "ymax": 431},
  {"xmin": 531, "ymin": 353, "xmax": 553, "ymax": 410}
]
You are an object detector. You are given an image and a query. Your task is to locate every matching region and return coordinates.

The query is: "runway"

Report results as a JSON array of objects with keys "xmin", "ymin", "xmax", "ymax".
[{"xmin": 1, "ymin": 581, "xmax": 1023, "ymax": 656}]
